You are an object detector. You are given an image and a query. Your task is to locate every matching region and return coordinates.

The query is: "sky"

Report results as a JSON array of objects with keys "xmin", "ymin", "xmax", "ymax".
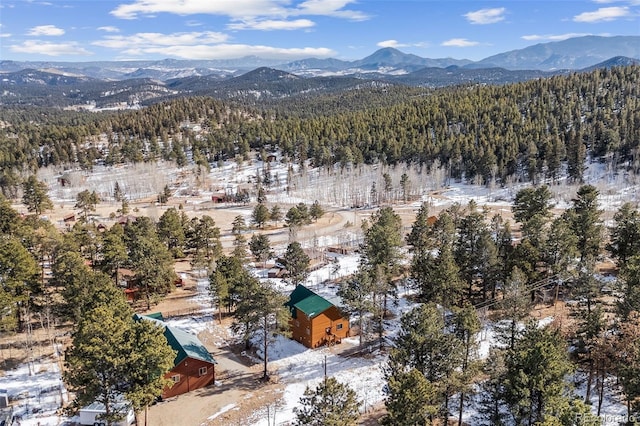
[{"xmin": 0, "ymin": 0, "xmax": 639, "ymax": 63}]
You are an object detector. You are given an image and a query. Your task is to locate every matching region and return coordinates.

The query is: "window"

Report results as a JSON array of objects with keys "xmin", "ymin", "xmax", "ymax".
[
  {"xmin": 171, "ymin": 374, "xmax": 180, "ymax": 383},
  {"xmin": 306, "ymin": 327, "xmax": 310, "ymax": 335},
  {"xmin": 199, "ymin": 366, "xmax": 208, "ymax": 376},
  {"xmin": 336, "ymin": 323, "xmax": 343, "ymax": 330}
]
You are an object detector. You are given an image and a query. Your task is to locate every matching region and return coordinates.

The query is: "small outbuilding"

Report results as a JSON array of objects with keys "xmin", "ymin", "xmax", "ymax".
[{"xmin": 285, "ymin": 285, "xmax": 350, "ymax": 349}]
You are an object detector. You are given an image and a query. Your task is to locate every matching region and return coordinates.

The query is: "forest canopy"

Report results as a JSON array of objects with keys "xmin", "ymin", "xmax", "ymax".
[{"xmin": 0, "ymin": 65, "xmax": 638, "ymax": 196}]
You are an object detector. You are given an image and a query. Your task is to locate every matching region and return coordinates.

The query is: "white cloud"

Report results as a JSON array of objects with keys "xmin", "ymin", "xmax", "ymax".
[
  {"xmin": 93, "ymin": 30, "xmax": 331, "ymax": 60},
  {"xmin": 228, "ymin": 19, "xmax": 316, "ymax": 31},
  {"xmin": 27, "ymin": 25, "xmax": 65, "ymax": 36},
  {"xmin": 464, "ymin": 7, "xmax": 506, "ymax": 24},
  {"xmin": 376, "ymin": 39, "xmax": 428, "ymax": 49},
  {"xmin": 110, "ymin": 0, "xmax": 368, "ymax": 22},
  {"xmin": 573, "ymin": 6, "xmax": 630, "ymax": 22},
  {"xmin": 521, "ymin": 33, "xmax": 594, "ymax": 41},
  {"xmin": 441, "ymin": 38, "xmax": 480, "ymax": 47},
  {"xmin": 0, "ymin": 33, "xmax": 11, "ymax": 38},
  {"xmin": 111, "ymin": 0, "xmax": 287, "ymax": 20},
  {"xmin": 93, "ymin": 31, "xmax": 230, "ymax": 49},
  {"xmin": 9, "ymin": 40, "xmax": 91, "ymax": 56},
  {"xmin": 294, "ymin": 0, "xmax": 369, "ymax": 21},
  {"xmin": 97, "ymin": 26, "xmax": 120, "ymax": 33},
  {"xmin": 377, "ymin": 40, "xmax": 406, "ymax": 48},
  {"xmin": 116, "ymin": 43, "xmax": 335, "ymax": 60}
]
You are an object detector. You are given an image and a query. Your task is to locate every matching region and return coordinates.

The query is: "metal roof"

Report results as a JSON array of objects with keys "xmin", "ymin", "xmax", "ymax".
[
  {"xmin": 164, "ymin": 326, "xmax": 216, "ymax": 366},
  {"xmin": 287, "ymin": 284, "xmax": 335, "ymax": 319}
]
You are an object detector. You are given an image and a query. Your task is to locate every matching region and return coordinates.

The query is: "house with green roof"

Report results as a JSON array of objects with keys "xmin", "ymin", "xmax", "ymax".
[
  {"xmin": 285, "ymin": 284, "xmax": 350, "ymax": 349},
  {"xmin": 134, "ymin": 313, "xmax": 216, "ymax": 399}
]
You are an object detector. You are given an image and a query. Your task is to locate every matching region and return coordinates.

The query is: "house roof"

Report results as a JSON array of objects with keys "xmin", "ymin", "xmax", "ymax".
[
  {"xmin": 164, "ymin": 326, "xmax": 216, "ymax": 366},
  {"xmin": 286, "ymin": 284, "xmax": 336, "ymax": 319},
  {"xmin": 133, "ymin": 314, "xmax": 216, "ymax": 367}
]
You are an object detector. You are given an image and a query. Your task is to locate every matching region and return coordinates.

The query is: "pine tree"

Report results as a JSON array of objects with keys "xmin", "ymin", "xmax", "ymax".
[
  {"xmin": 232, "ymin": 279, "xmax": 290, "ymax": 378},
  {"xmin": 282, "ymin": 241, "xmax": 310, "ymax": 285},
  {"xmin": 64, "ymin": 304, "xmax": 175, "ymax": 423},
  {"xmin": 309, "ymin": 200, "xmax": 325, "ymax": 222},
  {"xmin": 503, "ymin": 321, "xmax": 574, "ymax": 426},
  {"xmin": 75, "ymin": 189, "xmax": 100, "ymax": 220},
  {"xmin": 383, "ymin": 366, "xmax": 437, "ymax": 425},
  {"xmin": 0, "ymin": 236, "xmax": 39, "ymax": 331},
  {"xmin": 157, "ymin": 208, "xmax": 186, "ymax": 258},
  {"xmin": 388, "ymin": 303, "xmax": 463, "ymax": 423},
  {"xmin": 453, "ymin": 304, "xmax": 482, "ymax": 426},
  {"xmin": 269, "ymin": 205, "xmax": 283, "ymax": 226},
  {"xmin": 607, "ymin": 202, "xmax": 640, "ymax": 266},
  {"xmin": 251, "ymin": 203, "xmax": 270, "ymax": 228},
  {"xmin": 337, "ymin": 269, "xmax": 375, "ymax": 347},
  {"xmin": 295, "ymin": 377, "xmax": 360, "ymax": 426},
  {"xmin": 231, "ymin": 215, "xmax": 247, "ymax": 235},
  {"xmin": 22, "ymin": 175, "xmax": 53, "ymax": 216},
  {"xmin": 249, "ymin": 233, "xmax": 272, "ymax": 268},
  {"xmin": 565, "ymin": 184, "xmax": 603, "ymax": 263}
]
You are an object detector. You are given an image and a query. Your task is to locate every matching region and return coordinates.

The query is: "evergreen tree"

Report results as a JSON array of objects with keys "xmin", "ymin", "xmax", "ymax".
[
  {"xmin": 0, "ymin": 194, "xmax": 21, "ymax": 236},
  {"xmin": 618, "ymin": 255, "xmax": 640, "ymax": 319},
  {"xmin": 64, "ymin": 304, "xmax": 175, "ymax": 424},
  {"xmin": 75, "ymin": 189, "xmax": 100, "ymax": 220},
  {"xmin": 476, "ymin": 348, "xmax": 509, "ymax": 426},
  {"xmin": 295, "ymin": 377, "xmax": 360, "ymax": 426},
  {"xmin": 113, "ymin": 181, "xmax": 124, "ymax": 202},
  {"xmin": 503, "ymin": 322, "xmax": 574, "ymax": 426},
  {"xmin": 607, "ymin": 202, "xmax": 640, "ymax": 266},
  {"xmin": 251, "ymin": 203, "xmax": 270, "ymax": 228},
  {"xmin": 100, "ymin": 224, "xmax": 128, "ymax": 285},
  {"xmin": 406, "ymin": 202, "xmax": 432, "ymax": 256},
  {"xmin": 309, "ymin": 200, "xmax": 325, "ymax": 222},
  {"xmin": 0, "ymin": 236, "xmax": 39, "ymax": 331},
  {"xmin": 209, "ymin": 268, "xmax": 229, "ymax": 323},
  {"xmin": 157, "ymin": 207, "xmax": 186, "ymax": 258},
  {"xmin": 249, "ymin": 233, "xmax": 272, "ymax": 268},
  {"xmin": 337, "ymin": 269, "xmax": 375, "ymax": 347},
  {"xmin": 269, "ymin": 205, "xmax": 283, "ymax": 226},
  {"xmin": 232, "ymin": 279, "xmax": 290, "ymax": 378},
  {"xmin": 383, "ymin": 367, "xmax": 437, "ymax": 426},
  {"xmin": 22, "ymin": 175, "xmax": 53, "ymax": 216},
  {"xmin": 282, "ymin": 241, "xmax": 310, "ymax": 285},
  {"xmin": 231, "ymin": 215, "xmax": 247, "ymax": 235},
  {"xmin": 495, "ymin": 267, "xmax": 532, "ymax": 350},
  {"xmin": 453, "ymin": 304, "xmax": 482, "ymax": 426},
  {"xmin": 613, "ymin": 312, "xmax": 640, "ymax": 421},
  {"xmin": 231, "ymin": 233, "xmax": 249, "ymax": 261},
  {"xmin": 400, "ymin": 172, "xmax": 410, "ymax": 202},
  {"xmin": 565, "ymin": 184, "xmax": 603, "ymax": 263},
  {"xmin": 388, "ymin": 303, "xmax": 463, "ymax": 423}
]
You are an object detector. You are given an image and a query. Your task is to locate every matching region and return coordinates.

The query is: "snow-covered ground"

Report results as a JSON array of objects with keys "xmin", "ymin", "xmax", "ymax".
[{"xmin": 4, "ymin": 158, "xmax": 638, "ymax": 425}]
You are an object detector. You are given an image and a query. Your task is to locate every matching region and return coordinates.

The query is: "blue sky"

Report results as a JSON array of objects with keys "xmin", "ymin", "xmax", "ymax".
[{"xmin": 0, "ymin": 0, "xmax": 638, "ymax": 62}]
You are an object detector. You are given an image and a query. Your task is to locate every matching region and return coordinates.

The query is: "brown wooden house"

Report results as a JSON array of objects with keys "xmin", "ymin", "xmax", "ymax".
[
  {"xmin": 285, "ymin": 285, "xmax": 350, "ymax": 349},
  {"xmin": 134, "ymin": 314, "xmax": 217, "ymax": 399}
]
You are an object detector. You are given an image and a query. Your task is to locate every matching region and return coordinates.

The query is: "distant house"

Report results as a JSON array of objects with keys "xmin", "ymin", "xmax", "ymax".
[
  {"xmin": 116, "ymin": 215, "xmax": 137, "ymax": 226},
  {"xmin": 285, "ymin": 285, "xmax": 350, "ymax": 349},
  {"xmin": 63, "ymin": 213, "xmax": 76, "ymax": 225},
  {"xmin": 134, "ymin": 314, "xmax": 217, "ymax": 399},
  {"xmin": 117, "ymin": 268, "xmax": 138, "ymax": 302},
  {"xmin": 210, "ymin": 192, "xmax": 227, "ymax": 203}
]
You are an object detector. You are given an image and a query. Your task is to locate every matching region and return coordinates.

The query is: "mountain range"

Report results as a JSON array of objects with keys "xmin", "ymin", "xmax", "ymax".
[{"xmin": 1, "ymin": 36, "xmax": 638, "ymax": 108}]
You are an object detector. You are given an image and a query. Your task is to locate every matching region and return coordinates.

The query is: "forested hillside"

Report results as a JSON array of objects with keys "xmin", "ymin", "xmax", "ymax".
[{"xmin": 0, "ymin": 65, "xmax": 638, "ymax": 197}]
